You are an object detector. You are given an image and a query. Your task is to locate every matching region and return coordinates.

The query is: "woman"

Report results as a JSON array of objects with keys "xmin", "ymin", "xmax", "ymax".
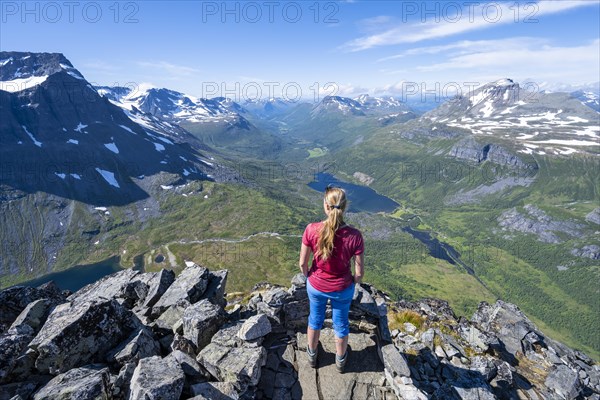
[{"xmin": 298, "ymin": 185, "xmax": 365, "ymax": 372}]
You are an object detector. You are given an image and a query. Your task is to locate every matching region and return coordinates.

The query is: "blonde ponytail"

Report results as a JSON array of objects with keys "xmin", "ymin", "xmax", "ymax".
[{"xmin": 316, "ymin": 187, "xmax": 347, "ymax": 260}]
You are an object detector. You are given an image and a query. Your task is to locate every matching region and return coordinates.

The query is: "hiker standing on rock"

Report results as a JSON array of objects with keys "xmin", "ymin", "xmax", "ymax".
[{"xmin": 298, "ymin": 185, "xmax": 365, "ymax": 373}]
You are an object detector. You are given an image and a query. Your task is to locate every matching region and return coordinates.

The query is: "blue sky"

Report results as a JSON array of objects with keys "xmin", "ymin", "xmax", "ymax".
[{"xmin": 1, "ymin": 0, "xmax": 599, "ymax": 100}]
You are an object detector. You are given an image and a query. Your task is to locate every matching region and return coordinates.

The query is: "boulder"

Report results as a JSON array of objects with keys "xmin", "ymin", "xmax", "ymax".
[
  {"xmin": 0, "ymin": 325, "xmax": 35, "ymax": 383},
  {"xmin": 203, "ymin": 270, "xmax": 228, "ymax": 307},
  {"xmin": 32, "ymin": 364, "xmax": 110, "ymax": 400},
  {"xmin": 66, "ymin": 268, "xmax": 138, "ymax": 305},
  {"xmin": 182, "ymin": 299, "xmax": 226, "ymax": 351},
  {"xmin": 237, "ymin": 314, "xmax": 271, "ymax": 341},
  {"xmin": 152, "ymin": 265, "xmax": 209, "ymax": 316},
  {"xmin": 381, "ymin": 343, "xmax": 411, "ymax": 378},
  {"xmin": 9, "ymin": 299, "xmax": 53, "ymax": 333},
  {"xmin": 197, "ymin": 343, "xmax": 267, "ymax": 389},
  {"xmin": 0, "ymin": 283, "xmax": 65, "ymax": 333},
  {"xmin": 545, "ymin": 364, "xmax": 580, "ymax": 400},
  {"xmin": 28, "ymin": 299, "xmax": 137, "ymax": 374},
  {"xmin": 154, "ymin": 299, "xmax": 190, "ymax": 334},
  {"xmin": 106, "ymin": 328, "xmax": 160, "ymax": 366},
  {"xmin": 129, "ymin": 355, "xmax": 185, "ymax": 400},
  {"xmin": 167, "ymin": 349, "xmax": 203, "ymax": 379},
  {"xmin": 141, "ymin": 269, "xmax": 176, "ymax": 310},
  {"xmin": 190, "ymin": 382, "xmax": 240, "ymax": 400}
]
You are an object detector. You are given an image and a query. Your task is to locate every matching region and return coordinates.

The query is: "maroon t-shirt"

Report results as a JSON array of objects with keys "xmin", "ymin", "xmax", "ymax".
[{"xmin": 302, "ymin": 222, "xmax": 364, "ymax": 292}]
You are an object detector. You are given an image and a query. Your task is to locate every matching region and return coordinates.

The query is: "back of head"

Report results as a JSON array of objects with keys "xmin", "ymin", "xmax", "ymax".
[{"xmin": 316, "ymin": 187, "xmax": 347, "ymax": 260}]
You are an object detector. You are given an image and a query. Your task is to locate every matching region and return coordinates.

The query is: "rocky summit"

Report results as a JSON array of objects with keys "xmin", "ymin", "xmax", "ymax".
[{"xmin": 0, "ymin": 265, "xmax": 598, "ymax": 400}]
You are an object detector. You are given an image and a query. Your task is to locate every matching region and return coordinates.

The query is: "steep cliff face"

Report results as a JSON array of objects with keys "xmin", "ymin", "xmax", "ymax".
[{"xmin": 0, "ymin": 265, "xmax": 597, "ymax": 399}]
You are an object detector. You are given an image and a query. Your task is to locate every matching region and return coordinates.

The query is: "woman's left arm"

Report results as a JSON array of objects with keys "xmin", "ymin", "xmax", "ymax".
[{"xmin": 299, "ymin": 243, "xmax": 311, "ymax": 277}]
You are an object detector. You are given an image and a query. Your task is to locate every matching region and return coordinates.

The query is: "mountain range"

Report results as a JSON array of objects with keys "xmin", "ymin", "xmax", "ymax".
[{"xmin": 1, "ymin": 51, "xmax": 599, "ymax": 363}]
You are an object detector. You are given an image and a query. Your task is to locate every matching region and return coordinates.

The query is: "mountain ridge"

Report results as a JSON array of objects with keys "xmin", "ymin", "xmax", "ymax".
[{"xmin": 0, "ymin": 265, "xmax": 598, "ymax": 399}]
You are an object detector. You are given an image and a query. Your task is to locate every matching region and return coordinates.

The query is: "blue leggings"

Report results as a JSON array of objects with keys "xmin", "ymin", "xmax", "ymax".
[{"xmin": 307, "ymin": 279, "xmax": 355, "ymax": 338}]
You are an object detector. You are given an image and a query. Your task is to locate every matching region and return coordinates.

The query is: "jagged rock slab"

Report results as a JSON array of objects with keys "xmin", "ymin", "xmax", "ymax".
[
  {"xmin": 197, "ymin": 343, "xmax": 267, "ymax": 389},
  {"xmin": 237, "ymin": 314, "xmax": 272, "ymax": 341},
  {"xmin": 295, "ymin": 328, "xmax": 391, "ymax": 400},
  {"xmin": 182, "ymin": 299, "xmax": 226, "ymax": 351},
  {"xmin": 66, "ymin": 268, "xmax": 139, "ymax": 305},
  {"xmin": 167, "ymin": 349, "xmax": 203, "ymax": 379},
  {"xmin": 190, "ymin": 382, "xmax": 240, "ymax": 399},
  {"xmin": 31, "ymin": 364, "xmax": 110, "ymax": 400},
  {"xmin": 154, "ymin": 299, "xmax": 190, "ymax": 334},
  {"xmin": 9, "ymin": 299, "xmax": 54, "ymax": 333},
  {"xmin": 141, "ymin": 269, "xmax": 176, "ymax": 310},
  {"xmin": 129, "ymin": 355, "xmax": 185, "ymax": 400},
  {"xmin": 28, "ymin": 299, "xmax": 137, "ymax": 374},
  {"xmin": 203, "ymin": 270, "xmax": 228, "ymax": 307},
  {"xmin": 152, "ymin": 265, "xmax": 209, "ymax": 316},
  {"xmin": 106, "ymin": 327, "xmax": 160, "ymax": 366},
  {"xmin": 0, "ymin": 282, "xmax": 65, "ymax": 333},
  {"xmin": 0, "ymin": 325, "xmax": 35, "ymax": 383}
]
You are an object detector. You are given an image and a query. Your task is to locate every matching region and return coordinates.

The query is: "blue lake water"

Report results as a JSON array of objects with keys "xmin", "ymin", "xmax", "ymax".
[
  {"xmin": 14, "ymin": 256, "xmax": 123, "ymax": 292},
  {"xmin": 308, "ymin": 173, "xmax": 399, "ymax": 213}
]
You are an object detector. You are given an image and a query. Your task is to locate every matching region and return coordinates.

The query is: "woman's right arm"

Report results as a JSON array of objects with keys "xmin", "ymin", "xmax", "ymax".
[
  {"xmin": 354, "ymin": 253, "xmax": 364, "ymax": 283},
  {"xmin": 299, "ymin": 243, "xmax": 311, "ymax": 277}
]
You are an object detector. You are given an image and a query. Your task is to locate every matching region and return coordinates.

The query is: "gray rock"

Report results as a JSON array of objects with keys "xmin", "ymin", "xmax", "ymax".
[
  {"xmin": 141, "ymin": 269, "xmax": 175, "ymax": 310},
  {"xmin": 471, "ymin": 300, "xmax": 537, "ymax": 360},
  {"xmin": 469, "ymin": 356, "xmax": 497, "ymax": 381},
  {"xmin": 28, "ymin": 299, "xmax": 137, "ymax": 374},
  {"xmin": 129, "ymin": 355, "xmax": 185, "ymax": 400},
  {"xmin": 403, "ymin": 322, "xmax": 417, "ymax": 334},
  {"xmin": 182, "ymin": 299, "xmax": 226, "ymax": 351},
  {"xmin": 585, "ymin": 208, "xmax": 600, "ymax": 225},
  {"xmin": 197, "ymin": 343, "xmax": 267, "ymax": 389},
  {"xmin": 237, "ymin": 314, "xmax": 271, "ymax": 341},
  {"xmin": 290, "ymin": 273, "xmax": 306, "ymax": 287},
  {"xmin": 571, "ymin": 244, "xmax": 600, "ymax": 260},
  {"xmin": 8, "ymin": 299, "xmax": 52, "ymax": 333},
  {"xmin": 32, "ymin": 364, "xmax": 110, "ymax": 400},
  {"xmin": 113, "ymin": 362, "xmax": 135, "ymax": 398},
  {"xmin": 66, "ymin": 268, "xmax": 139, "ymax": 305},
  {"xmin": 210, "ymin": 322, "xmax": 245, "ymax": 348},
  {"xmin": 0, "ymin": 325, "xmax": 35, "ymax": 383},
  {"xmin": 152, "ymin": 264, "xmax": 209, "ymax": 316},
  {"xmin": 107, "ymin": 328, "xmax": 160, "ymax": 366},
  {"xmin": 545, "ymin": 364, "xmax": 580, "ymax": 400},
  {"xmin": 352, "ymin": 284, "xmax": 379, "ymax": 318},
  {"xmin": 154, "ymin": 299, "xmax": 190, "ymax": 334},
  {"xmin": 282, "ymin": 299, "xmax": 309, "ymax": 329},
  {"xmin": 167, "ymin": 349, "xmax": 203, "ymax": 378},
  {"xmin": 0, "ymin": 283, "xmax": 65, "ymax": 334},
  {"xmin": 498, "ymin": 205, "xmax": 583, "ymax": 244},
  {"xmin": 203, "ymin": 270, "xmax": 228, "ymax": 307},
  {"xmin": 381, "ymin": 343, "xmax": 411, "ymax": 378},
  {"xmin": 190, "ymin": 382, "xmax": 239, "ymax": 400}
]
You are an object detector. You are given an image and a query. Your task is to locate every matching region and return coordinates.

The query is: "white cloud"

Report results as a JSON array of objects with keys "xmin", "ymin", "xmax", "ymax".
[
  {"xmin": 343, "ymin": 0, "xmax": 595, "ymax": 51},
  {"xmin": 376, "ymin": 37, "xmax": 547, "ymax": 62},
  {"xmin": 415, "ymin": 39, "xmax": 600, "ymax": 80},
  {"xmin": 136, "ymin": 61, "xmax": 201, "ymax": 77}
]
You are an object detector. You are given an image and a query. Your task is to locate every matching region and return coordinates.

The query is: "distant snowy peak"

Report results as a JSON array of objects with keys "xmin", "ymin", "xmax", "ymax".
[
  {"xmin": 353, "ymin": 94, "xmax": 412, "ymax": 113},
  {"xmin": 0, "ymin": 51, "xmax": 85, "ymax": 92},
  {"xmin": 313, "ymin": 95, "xmax": 365, "ymax": 116},
  {"xmin": 421, "ymin": 79, "xmax": 599, "ymax": 157},
  {"xmin": 571, "ymin": 90, "xmax": 600, "ymax": 112},
  {"xmin": 98, "ymin": 85, "xmax": 248, "ymax": 124}
]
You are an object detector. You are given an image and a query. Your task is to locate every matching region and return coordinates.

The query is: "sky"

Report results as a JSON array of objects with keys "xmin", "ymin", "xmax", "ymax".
[{"xmin": 1, "ymin": 0, "xmax": 599, "ymax": 101}]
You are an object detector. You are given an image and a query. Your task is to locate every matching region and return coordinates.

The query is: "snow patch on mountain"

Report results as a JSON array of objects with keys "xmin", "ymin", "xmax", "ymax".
[{"xmin": 95, "ymin": 168, "xmax": 120, "ymax": 188}]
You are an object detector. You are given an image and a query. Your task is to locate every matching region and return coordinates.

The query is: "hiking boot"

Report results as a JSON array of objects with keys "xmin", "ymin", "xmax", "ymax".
[
  {"xmin": 336, "ymin": 352, "xmax": 347, "ymax": 373},
  {"xmin": 307, "ymin": 347, "xmax": 317, "ymax": 368}
]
